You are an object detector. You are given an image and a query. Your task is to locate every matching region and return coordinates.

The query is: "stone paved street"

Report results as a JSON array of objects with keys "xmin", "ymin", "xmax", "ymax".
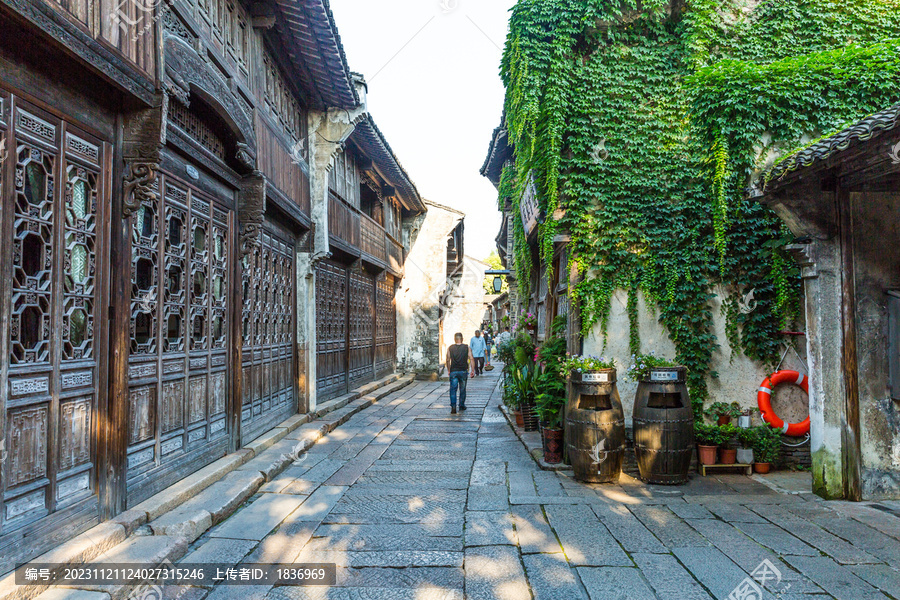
[{"xmin": 169, "ymin": 367, "xmax": 900, "ymax": 600}]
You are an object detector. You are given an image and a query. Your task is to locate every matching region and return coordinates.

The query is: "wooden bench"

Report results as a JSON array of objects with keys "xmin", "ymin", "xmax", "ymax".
[{"xmin": 699, "ymin": 463, "xmax": 752, "ymax": 476}]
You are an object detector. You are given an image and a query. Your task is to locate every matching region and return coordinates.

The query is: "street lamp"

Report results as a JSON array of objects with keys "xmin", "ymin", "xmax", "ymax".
[{"xmin": 493, "ymin": 276, "xmax": 503, "ymax": 293}]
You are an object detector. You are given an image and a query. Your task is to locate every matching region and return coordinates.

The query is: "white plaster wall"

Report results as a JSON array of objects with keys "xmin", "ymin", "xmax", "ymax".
[
  {"xmin": 441, "ymin": 256, "xmax": 489, "ymax": 365},
  {"xmin": 583, "ymin": 286, "xmax": 808, "ymax": 425},
  {"xmin": 395, "ymin": 202, "xmax": 464, "ymax": 375}
]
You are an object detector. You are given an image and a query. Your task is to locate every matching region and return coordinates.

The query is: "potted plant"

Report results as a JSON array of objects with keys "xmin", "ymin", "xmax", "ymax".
[
  {"xmin": 694, "ymin": 422, "xmax": 719, "ymax": 465},
  {"xmin": 564, "ymin": 355, "xmax": 617, "ymax": 378},
  {"xmin": 533, "ymin": 321, "xmax": 568, "ymax": 462},
  {"xmin": 706, "ymin": 401, "xmax": 742, "ymax": 426},
  {"xmin": 625, "ymin": 352, "xmax": 676, "ymax": 382},
  {"xmin": 518, "ymin": 311, "xmax": 538, "ymax": 333},
  {"xmin": 510, "ymin": 360, "xmax": 540, "ymax": 431},
  {"xmin": 752, "ymin": 424, "xmax": 782, "ymax": 473},
  {"xmin": 716, "ymin": 423, "xmax": 738, "ymax": 464},
  {"xmin": 736, "ymin": 427, "xmax": 755, "ymax": 464}
]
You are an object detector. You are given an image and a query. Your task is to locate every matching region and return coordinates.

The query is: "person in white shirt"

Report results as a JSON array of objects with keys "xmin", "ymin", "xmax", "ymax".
[
  {"xmin": 496, "ymin": 326, "xmax": 512, "ymax": 349},
  {"xmin": 469, "ymin": 330, "xmax": 487, "ymax": 376}
]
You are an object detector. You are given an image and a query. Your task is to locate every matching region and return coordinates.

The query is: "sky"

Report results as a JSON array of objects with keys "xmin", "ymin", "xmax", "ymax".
[{"xmin": 328, "ymin": 0, "xmax": 515, "ymax": 261}]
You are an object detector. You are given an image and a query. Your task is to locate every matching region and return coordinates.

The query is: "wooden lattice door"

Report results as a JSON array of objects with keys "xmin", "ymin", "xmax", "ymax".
[
  {"xmin": 375, "ymin": 273, "xmax": 396, "ymax": 379},
  {"xmin": 0, "ymin": 99, "xmax": 108, "ymax": 541},
  {"xmin": 348, "ymin": 270, "xmax": 374, "ymax": 389},
  {"xmin": 241, "ymin": 220, "xmax": 295, "ymax": 444},
  {"xmin": 126, "ymin": 172, "xmax": 232, "ymax": 505},
  {"xmin": 315, "ymin": 261, "xmax": 348, "ymax": 400}
]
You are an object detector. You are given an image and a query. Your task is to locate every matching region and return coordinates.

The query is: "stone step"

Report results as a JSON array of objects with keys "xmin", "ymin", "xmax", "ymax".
[
  {"xmin": 149, "ymin": 470, "xmax": 266, "ymax": 541},
  {"xmin": 0, "ymin": 373, "xmax": 413, "ymax": 600},
  {"xmin": 57, "ymin": 535, "xmax": 189, "ymax": 600}
]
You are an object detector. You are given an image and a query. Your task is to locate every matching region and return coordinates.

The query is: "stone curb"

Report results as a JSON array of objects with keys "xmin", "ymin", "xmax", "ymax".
[
  {"xmin": 0, "ymin": 373, "xmax": 415, "ymax": 600},
  {"xmin": 498, "ymin": 404, "xmax": 573, "ymax": 473}
]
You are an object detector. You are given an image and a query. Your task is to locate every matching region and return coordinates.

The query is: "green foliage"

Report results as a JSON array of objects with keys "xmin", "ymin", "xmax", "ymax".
[
  {"xmin": 694, "ymin": 422, "xmax": 719, "ymax": 446},
  {"xmin": 705, "ymin": 401, "xmax": 742, "ymax": 420},
  {"xmin": 625, "ymin": 352, "xmax": 676, "ymax": 382},
  {"xmin": 750, "ymin": 424, "xmax": 783, "ymax": 464},
  {"xmin": 565, "ymin": 355, "xmax": 616, "ymax": 372},
  {"xmin": 736, "ymin": 426, "xmax": 757, "ymax": 449},
  {"xmin": 534, "ymin": 316, "xmax": 568, "ymax": 428},
  {"xmin": 695, "ymin": 422, "xmax": 738, "ymax": 446},
  {"xmin": 716, "ymin": 423, "xmax": 739, "ymax": 448},
  {"xmin": 499, "ymin": 0, "xmax": 900, "ymax": 416}
]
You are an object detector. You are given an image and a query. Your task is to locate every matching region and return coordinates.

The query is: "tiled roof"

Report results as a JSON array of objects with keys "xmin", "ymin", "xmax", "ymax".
[
  {"xmin": 760, "ymin": 103, "xmax": 900, "ymax": 193},
  {"xmin": 351, "ymin": 115, "xmax": 426, "ymax": 214},
  {"xmin": 480, "ymin": 113, "xmax": 513, "ymax": 186},
  {"xmin": 272, "ymin": 0, "xmax": 358, "ymax": 109}
]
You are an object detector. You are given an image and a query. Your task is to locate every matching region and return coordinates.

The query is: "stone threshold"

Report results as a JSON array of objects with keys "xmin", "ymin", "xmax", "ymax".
[
  {"xmin": 0, "ymin": 373, "xmax": 416, "ymax": 600},
  {"xmin": 498, "ymin": 404, "xmax": 573, "ymax": 473}
]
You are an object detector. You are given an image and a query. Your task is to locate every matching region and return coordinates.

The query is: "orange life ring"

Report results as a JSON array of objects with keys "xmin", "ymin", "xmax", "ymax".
[{"xmin": 757, "ymin": 370, "xmax": 810, "ymax": 436}]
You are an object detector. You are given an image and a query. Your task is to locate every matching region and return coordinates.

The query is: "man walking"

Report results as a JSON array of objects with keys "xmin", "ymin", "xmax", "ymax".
[
  {"xmin": 470, "ymin": 330, "xmax": 486, "ymax": 376},
  {"xmin": 484, "ymin": 330, "xmax": 494, "ymax": 366},
  {"xmin": 445, "ymin": 333, "xmax": 474, "ymax": 414},
  {"xmin": 496, "ymin": 325, "xmax": 512, "ymax": 349}
]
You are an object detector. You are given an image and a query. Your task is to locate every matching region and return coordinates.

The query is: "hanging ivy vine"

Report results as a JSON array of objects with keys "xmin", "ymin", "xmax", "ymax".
[{"xmin": 499, "ymin": 0, "xmax": 900, "ymax": 415}]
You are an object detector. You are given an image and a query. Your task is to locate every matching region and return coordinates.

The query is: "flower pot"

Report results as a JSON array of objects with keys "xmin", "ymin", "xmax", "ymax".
[
  {"xmin": 717, "ymin": 415, "xmax": 731, "ymax": 426},
  {"xmin": 738, "ymin": 415, "xmax": 751, "ymax": 428},
  {"xmin": 719, "ymin": 448, "xmax": 737, "ymax": 465},
  {"xmin": 513, "ymin": 409, "xmax": 524, "ymax": 428},
  {"xmin": 698, "ymin": 444, "xmax": 718, "ymax": 465},
  {"xmin": 736, "ymin": 448, "xmax": 754, "ymax": 464},
  {"xmin": 753, "ymin": 462, "xmax": 771, "ymax": 474},
  {"xmin": 541, "ymin": 427, "xmax": 564, "ymax": 464}
]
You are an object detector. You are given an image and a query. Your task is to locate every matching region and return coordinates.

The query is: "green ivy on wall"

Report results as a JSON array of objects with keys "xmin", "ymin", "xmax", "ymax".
[{"xmin": 499, "ymin": 0, "xmax": 900, "ymax": 415}]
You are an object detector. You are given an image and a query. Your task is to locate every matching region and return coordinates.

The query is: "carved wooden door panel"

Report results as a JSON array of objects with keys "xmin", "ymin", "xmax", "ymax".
[
  {"xmin": 126, "ymin": 172, "xmax": 231, "ymax": 505},
  {"xmin": 315, "ymin": 261, "xmax": 347, "ymax": 401},
  {"xmin": 348, "ymin": 270, "xmax": 374, "ymax": 389},
  {"xmin": 0, "ymin": 99, "xmax": 107, "ymax": 538},
  {"xmin": 375, "ymin": 273, "xmax": 396, "ymax": 379},
  {"xmin": 240, "ymin": 220, "xmax": 295, "ymax": 444}
]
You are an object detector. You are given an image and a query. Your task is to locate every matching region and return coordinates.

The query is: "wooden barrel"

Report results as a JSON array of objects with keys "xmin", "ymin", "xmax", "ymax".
[
  {"xmin": 564, "ymin": 369, "xmax": 625, "ymax": 483},
  {"xmin": 632, "ymin": 366, "xmax": 694, "ymax": 484}
]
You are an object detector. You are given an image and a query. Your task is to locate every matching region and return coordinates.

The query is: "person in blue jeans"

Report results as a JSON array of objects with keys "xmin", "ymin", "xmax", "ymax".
[
  {"xmin": 445, "ymin": 332, "xmax": 474, "ymax": 414},
  {"xmin": 469, "ymin": 330, "xmax": 487, "ymax": 376}
]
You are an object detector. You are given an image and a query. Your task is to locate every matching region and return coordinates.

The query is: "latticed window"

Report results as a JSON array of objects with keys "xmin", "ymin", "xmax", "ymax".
[{"xmin": 168, "ymin": 100, "xmax": 226, "ymax": 160}]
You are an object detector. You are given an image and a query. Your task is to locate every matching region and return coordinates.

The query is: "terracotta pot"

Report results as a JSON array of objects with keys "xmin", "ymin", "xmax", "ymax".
[
  {"xmin": 514, "ymin": 410, "xmax": 524, "ymax": 428},
  {"xmin": 717, "ymin": 415, "xmax": 731, "ymax": 426},
  {"xmin": 753, "ymin": 462, "xmax": 771, "ymax": 474},
  {"xmin": 698, "ymin": 444, "xmax": 718, "ymax": 465},
  {"xmin": 719, "ymin": 448, "xmax": 737, "ymax": 465},
  {"xmin": 541, "ymin": 427, "xmax": 564, "ymax": 464}
]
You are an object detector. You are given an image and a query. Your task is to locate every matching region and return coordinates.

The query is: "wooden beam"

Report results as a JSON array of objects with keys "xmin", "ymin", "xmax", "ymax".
[{"xmin": 838, "ymin": 185, "xmax": 863, "ymax": 501}]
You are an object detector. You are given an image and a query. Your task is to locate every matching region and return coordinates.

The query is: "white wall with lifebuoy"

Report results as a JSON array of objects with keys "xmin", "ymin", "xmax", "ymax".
[{"xmin": 582, "ymin": 286, "xmax": 809, "ymax": 429}]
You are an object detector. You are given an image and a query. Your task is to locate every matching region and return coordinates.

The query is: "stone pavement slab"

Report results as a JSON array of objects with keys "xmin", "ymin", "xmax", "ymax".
[
  {"xmin": 631, "ymin": 552, "xmax": 715, "ymax": 600},
  {"xmin": 591, "ymin": 503, "xmax": 667, "ymax": 554},
  {"xmin": 849, "ymin": 564, "xmax": 900, "ymax": 598},
  {"xmin": 209, "ymin": 494, "xmax": 306, "ymax": 541},
  {"xmin": 511, "ymin": 505, "xmax": 562, "ymax": 555},
  {"xmin": 784, "ymin": 556, "xmax": 889, "ymax": 600},
  {"xmin": 464, "ymin": 511, "xmax": 516, "ymax": 547},
  {"xmin": 630, "ymin": 505, "xmax": 712, "ymax": 548},
  {"xmin": 734, "ymin": 522, "xmax": 820, "ymax": 556},
  {"xmin": 522, "ymin": 553, "xmax": 585, "ymax": 600},
  {"xmin": 544, "ymin": 504, "xmax": 631, "ymax": 567},
  {"xmin": 671, "ymin": 546, "xmax": 749, "ymax": 600},
  {"xmin": 463, "ymin": 546, "xmax": 530, "ymax": 600},
  {"xmin": 306, "ymin": 524, "xmax": 462, "ymax": 552},
  {"xmin": 576, "ymin": 567, "xmax": 657, "ymax": 600}
]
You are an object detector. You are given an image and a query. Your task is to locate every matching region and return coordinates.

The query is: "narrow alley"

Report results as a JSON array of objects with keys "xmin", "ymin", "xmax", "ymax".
[{"xmin": 125, "ymin": 368, "xmax": 900, "ymax": 600}]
